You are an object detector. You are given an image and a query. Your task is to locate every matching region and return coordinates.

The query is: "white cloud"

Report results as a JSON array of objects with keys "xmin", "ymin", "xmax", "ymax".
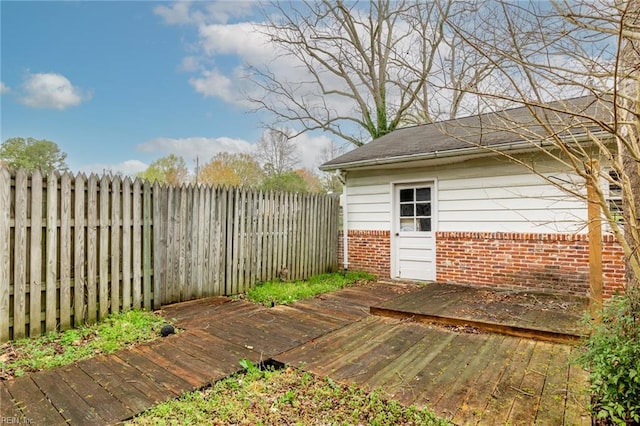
[
  {"xmin": 198, "ymin": 22, "xmax": 268, "ymax": 57},
  {"xmin": 0, "ymin": 82, "xmax": 10, "ymax": 94},
  {"xmin": 189, "ymin": 69, "xmax": 235, "ymax": 102},
  {"xmin": 19, "ymin": 73, "xmax": 91, "ymax": 110},
  {"xmin": 154, "ymin": 2, "xmax": 203, "ymax": 26},
  {"xmin": 290, "ymin": 133, "xmax": 346, "ymax": 171},
  {"xmin": 180, "ymin": 56, "xmax": 202, "ymax": 72},
  {"xmin": 78, "ymin": 160, "xmax": 148, "ymax": 177},
  {"xmin": 137, "ymin": 136, "xmax": 254, "ymax": 163},
  {"xmin": 154, "ymin": 1, "xmax": 254, "ymax": 26}
]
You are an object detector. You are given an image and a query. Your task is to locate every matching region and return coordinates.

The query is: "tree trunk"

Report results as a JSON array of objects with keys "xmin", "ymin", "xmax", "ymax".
[{"xmin": 619, "ymin": 0, "xmax": 640, "ymax": 306}]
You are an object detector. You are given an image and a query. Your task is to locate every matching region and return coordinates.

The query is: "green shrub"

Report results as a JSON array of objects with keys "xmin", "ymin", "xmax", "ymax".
[{"xmin": 577, "ymin": 293, "xmax": 640, "ymax": 425}]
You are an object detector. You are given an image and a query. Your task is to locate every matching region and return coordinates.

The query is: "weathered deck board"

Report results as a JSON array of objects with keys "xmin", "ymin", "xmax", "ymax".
[
  {"xmin": 185, "ymin": 329, "xmax": 261, "ymax": 370},
  {"xmin": 30, "ymin": 369, "xmax": 104, "ymax": 424},
  {"xmin": 482, "ymin": 338, "xmax": 537, "ymax": 423},
  {"xmin": 277, "ymin": 317, "xmax": 396, "ymax": 372},
  {"xmin": 362, "ymin": 327, "xmax": 457, "ymax": 393},
  {"xmin": 535, "ymin": 344, "xmax": 574, "ymax": 425},
  {"xmin": 133, "ymin": 343, "xmax": 209, "ymax": 389},
  {"xmin": 160, "ymin": 296, "xmax": 232, "ymax": 323},
  {"xmin": 76, "ymin": 355, "xmax": 162, "ymax": 413},
  {"xmin": 291, "ymin": 297, "xmax": 367, "ymax": 322},
  {"xmin": 564, "ymin": 358, "xmax": 592, "ymax": 425},
  {"xmin": 271, "ymin": 303, "xmax": 347, "ymax": 329},
  {"xmin": 507, "ymin": 340, "xmax": 556, "ymax": 426},
  {"xmin": 432, "ymin": 335, "xmax": 502, "ymax": 419},
  {"xmin": 0, "ymin": 381, "xmax": 22, "ymax": 419},
  {"xmin": 4, "ymin": 376, "xmax": 67, "ymax": 425},
  {"xmin": 330, "ymin": 322, "xmax": 428, "ymax": 383},
  {"xmin": 397, "ymin": 332, "xmax": 488, "ymax": 407},
  {"xmin": 412, "ymin": 334, "xmax": 492, "ymax": 410},
  {"xmin": 114, "ymin": 349, "xmax": 193, "ymax": 396},
  {"xmin": 452, "ymin": 336, "xmax": 522, "ymax": 425},
  {"xmin": 57, "ymin": 363, "xmax": 133, "ymax": 423}
]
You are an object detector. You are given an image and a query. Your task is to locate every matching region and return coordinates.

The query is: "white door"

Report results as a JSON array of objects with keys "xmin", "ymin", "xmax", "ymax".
[{"xmin": 393, "ymin": 183, "xmax": 435, "ymax": 281}]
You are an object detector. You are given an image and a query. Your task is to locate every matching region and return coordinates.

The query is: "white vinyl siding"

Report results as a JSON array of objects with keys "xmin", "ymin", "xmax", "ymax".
[{"xmin": 344, "ymin": 155, "xmax": 588, "ymax": 233}]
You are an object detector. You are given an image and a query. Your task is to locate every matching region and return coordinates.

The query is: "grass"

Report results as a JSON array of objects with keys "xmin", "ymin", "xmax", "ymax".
[
  {"xmin": 128, "ymin": 359, "xmax": 450, "ymax": 426},
  {"xmin": 245, "ymin": 270, "xmax": 376, "ymax": 306},
  {"xmin": 0, "ymin": 309, "xmax": 169, "ymax": 379}
]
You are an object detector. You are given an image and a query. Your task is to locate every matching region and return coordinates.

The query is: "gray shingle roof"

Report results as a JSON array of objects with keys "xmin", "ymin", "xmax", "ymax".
[{"xmin": 320, "ymin": 96, "xmax": 610, "ymax": 170}]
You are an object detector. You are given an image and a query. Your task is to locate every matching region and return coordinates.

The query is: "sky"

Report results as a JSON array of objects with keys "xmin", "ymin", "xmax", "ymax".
[{"xmin": 0, "ymin": 1, "xmax": 337, "ymax": 176}]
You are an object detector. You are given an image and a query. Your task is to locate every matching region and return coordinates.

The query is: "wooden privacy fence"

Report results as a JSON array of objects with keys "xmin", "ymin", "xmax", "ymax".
[{"xmin": 0, "ymin": 168, "xmax": 339, "ymax": 342}]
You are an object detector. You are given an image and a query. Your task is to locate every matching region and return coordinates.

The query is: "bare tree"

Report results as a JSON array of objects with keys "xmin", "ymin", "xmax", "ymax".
[
  {"xmin": 439, "ymin": 0, "xmax": 639, "ymax": 294},
  {"xmin": 255, "ymin": 127, "xmax": 300, "ymax": 175},
  {"xmin": 250, "ymin": 0, "xmax": 497, "ymax": 146}
]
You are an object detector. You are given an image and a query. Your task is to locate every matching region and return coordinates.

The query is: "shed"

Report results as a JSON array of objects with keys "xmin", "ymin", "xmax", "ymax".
[{"xmin": 320, "ymin": 96, "xmax": 625, "ymax": 296}]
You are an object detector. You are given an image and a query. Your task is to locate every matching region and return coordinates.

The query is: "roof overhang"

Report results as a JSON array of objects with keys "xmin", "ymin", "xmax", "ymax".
[{"xmin": 319, "ymin": 131, "xmax": 612, "ymax": 173}]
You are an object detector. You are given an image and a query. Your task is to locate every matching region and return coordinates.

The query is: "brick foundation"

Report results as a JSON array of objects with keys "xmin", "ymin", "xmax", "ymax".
[
  {"xmin": 338, "ymin": 230, "xmax": 391, "ymax": 278},
  {"xmin": 436, "ymin": 232, "xmax": 625, "ymax": 297},
  {"xmin": 339, "ymin": 230, "xmax": 626, "ymax": 297}
]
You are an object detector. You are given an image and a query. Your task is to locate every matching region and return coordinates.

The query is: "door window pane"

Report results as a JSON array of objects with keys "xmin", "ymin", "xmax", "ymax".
[
  {"xmin": 400, "ymin": 189, "xmax": 414, "ymax": 202},
  {"xmin": 416, "ymin": 187, "xmax": 431, "ymax": 201},
  {"xmin": 416, "ymin": 203, "xmax": 431, "ymax": 216},
  {"xmin": 400, "ymin": 204, "xmax": 414, "ymax": 217},
  {"xmin": 400, "ymin": 218, "xmax": 415, "ymax": 231},
  {"xmin": 418, "ymin": 218, "xmax": 431, "ymax": 231}
]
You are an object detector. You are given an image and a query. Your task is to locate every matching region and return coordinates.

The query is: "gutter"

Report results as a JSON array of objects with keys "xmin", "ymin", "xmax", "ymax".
[{"xmin": 339, "ymin": 170, "xmax": 348, "ymax": 270}]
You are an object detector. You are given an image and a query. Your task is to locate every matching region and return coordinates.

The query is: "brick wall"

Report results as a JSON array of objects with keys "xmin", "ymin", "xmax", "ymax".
[
  {"xmin": 338, "ymin": 230, "xmax": 391, "ymax": 277},
  {"xmin": 338, "ymin": 229, "xmax": 626, "ymax": 297},
  {"xmin": 436, "ymin": 232, "xmax": 625, "ymax": 297}
]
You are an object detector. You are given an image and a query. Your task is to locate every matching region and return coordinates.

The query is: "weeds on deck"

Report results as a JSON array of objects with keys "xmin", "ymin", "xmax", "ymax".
[
  {"xmin": 128, "ymin": 359, "xmax": 450, "ymax": 426},
  {"xmin": 0, "ymin": 310, "xmax": 168, "ymax": 379},
  {"xmin": 245, "ymin": 270, "xmax": 376, "ymax": 306}
]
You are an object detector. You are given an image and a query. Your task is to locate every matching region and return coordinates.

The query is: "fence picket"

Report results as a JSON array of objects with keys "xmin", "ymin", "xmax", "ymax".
[
  {"xmin": 168, "ymin": 186, "xmax": 179, "ymax": 303},
  {"xmin": 45, "ymin": 172, "xmax": 58, "ymax": 332},
  {"xmin": 202, "ymin": 187, "xmax": 212, "ymax": 296},
  {"xmin": 99, "ymin": 176, "xmax": 110, "ymax": 319},
  {"xmin": 59, "ymin": 173, "xmax": 72, "ymax": 330},
  {"xmin": 87, "ymin": 175, "xmax": 98, "ymax": 323},
  {"xmin": 29, "ymin": 171, "xmax": 44, "ymax": 335},
  {"xmin": 121, "ymin": 178, "xmax": 132, "ymax": 311},
  {"xmin": 132, "ymin": 179, "xmax": 142, "ymax": 310},
  {"xmin": 13, "ymin": 170, "xmax": 27, "ymax": 339},
  {"xmin": 142, "ymin": 181, "xmax": 152, "ymax": 310},
  {"xmin": 152, "ymin": 182, "xmax": 165, "ymax": 308},
  {"xmin": 74, "ymin": 174, "xmax": 86, "ymax": 325},
  {"xmin": 178, "ymin": 186, "xmax": 187, "ymax": 300},
  {"xmin": 111, "ymin": 177, "xmax": 121, "ymax": 313}
]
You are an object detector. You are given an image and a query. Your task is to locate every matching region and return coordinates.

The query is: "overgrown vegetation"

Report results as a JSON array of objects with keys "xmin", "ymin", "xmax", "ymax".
[
  {"xmin": 245, "ymin": 271, "xmax": 376, "ymax": 306},
  {"xmin": 128, "ymin": 359, "xmax": 449, "ymax": 425},
  {"xmin": 0, "ymin": 310, "xmax": 169, "ymax": 380},
  {"xmin": 577, "ymin": 293, "xmax": 640, "ymax": 425}
]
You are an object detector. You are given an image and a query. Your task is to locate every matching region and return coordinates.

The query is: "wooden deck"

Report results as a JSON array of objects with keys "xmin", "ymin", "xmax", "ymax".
[
  {"xmin": 0, "ymin": 281, "xmax": 591, "ymax": 425},
  {"xmin": 371, "ymin": 281, "xmax": 589, "ymax": 343}
]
